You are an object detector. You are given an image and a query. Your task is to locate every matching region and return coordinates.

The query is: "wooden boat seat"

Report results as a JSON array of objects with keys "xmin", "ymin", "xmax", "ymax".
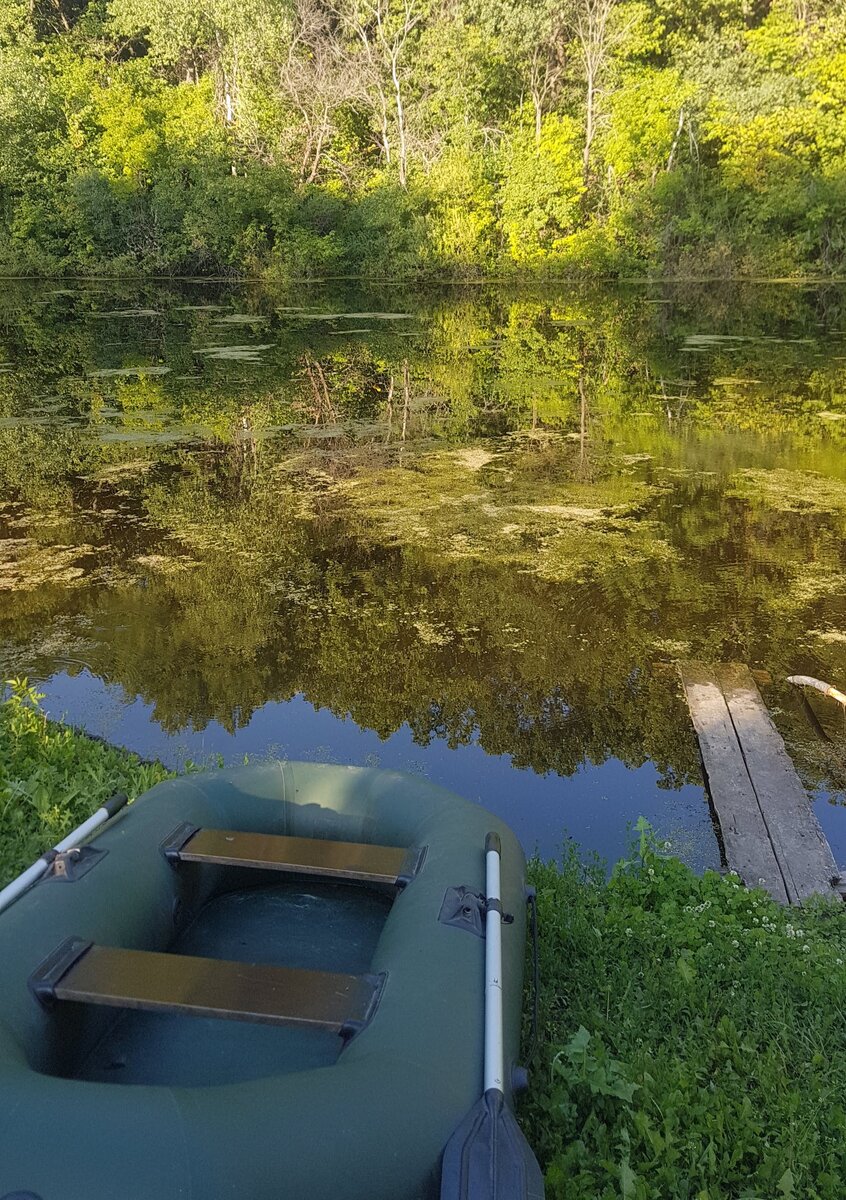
[
  {"xmin": 30, "ymin": 937, "xmax": 384, "ymax": 1036},
  {"xmin": 161, "ymin": 823, "xmax": 425, "ymax": 888}
]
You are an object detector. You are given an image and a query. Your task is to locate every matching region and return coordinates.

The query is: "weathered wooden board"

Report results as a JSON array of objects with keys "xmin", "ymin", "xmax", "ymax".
[
  {"xmin": 45, "ymin": 943, "xmax": 378, "ymax": 1031},
  {"xmin": 679, "ymin": 661, "xmax": 789, "ymax": 903},
  {"xmin": 680, "ymin": 660, "xmax": 838, "ymax": 904},
  {"xmin": 716, "ymin": 663, "xmax": 838, "ymax": 903}
]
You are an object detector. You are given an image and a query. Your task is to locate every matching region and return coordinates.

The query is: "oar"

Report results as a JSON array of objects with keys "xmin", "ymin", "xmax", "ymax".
[
  {"xmin": 0, "ymin": 793, "xmax": 128, "ymax": 916},
  {"xmin": 440, "ymin": 831, "xmax": 545, "ymax": 1200}
]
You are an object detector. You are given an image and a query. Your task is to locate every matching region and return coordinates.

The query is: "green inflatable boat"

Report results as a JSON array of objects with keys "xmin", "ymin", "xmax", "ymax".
[{"xmin": 0, "ymin": 762, "xmax": 534, "ymax": 1200}]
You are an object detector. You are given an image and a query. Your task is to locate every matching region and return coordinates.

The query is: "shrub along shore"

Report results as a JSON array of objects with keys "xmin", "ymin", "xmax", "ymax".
[
  {"xmin": 4, "ymin": 679, "xmax": 846, "ymax": 1198},
  {"xmin": 3, "ymin": 3, "xmax": 846, "ymax": 280}
]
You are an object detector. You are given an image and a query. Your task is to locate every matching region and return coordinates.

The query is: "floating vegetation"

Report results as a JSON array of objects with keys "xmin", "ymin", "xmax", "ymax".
[
  {"xmin": 651, "ymin": 637, "xmax": 692, "ymax": 656},
  {"xmin": 727, "ymin": 469, "xmax": 846, "ymax": 514},
  {"xmin": 134, "ymin": 553, "xmax": 200, "ymax": 573},
  {"xmin": 87, "ymin": 366, "xmax": 171, "ymax": 378},
  {"xmin": 195, "ymin": 344, "xmax": 275, "ymax": 362},
  {"xmin": 684, "ymin": 334, "xmax": 813, "ymax": 347},
  {"xmin": 0, "ymin": 538, "xmax": 91, "ymax": 591},
  {"xmin": 91, "ymin": 309, "xmax": 161, "ymax": 319},
  {"xmin": 98, "ymin": 429, "xmax": 203, "ymax": 444},
  {"xmin": 333, "ymin": 445, "xmax": 676, "ymax": 584},
  {"xmin": 298, "ymin": 424, "xmax": 347, "ymax": 439},
  {"xmin": 305, "ymin": 312, "xmax": 413, "ymax": 321},
  {"xmin": 452, "ymin": 448, "xmax": 496, "ymax": 471},
  {"xmin": 0, "ymin": 416, "xmax": 62, "ymax": 428},
  {"xmin": 211, "ymin": 314, "xmax": 269, "ymax": 325},
  {"xmin": 771, "ymin": 567, "xmax": 846, "ymax": 608}
]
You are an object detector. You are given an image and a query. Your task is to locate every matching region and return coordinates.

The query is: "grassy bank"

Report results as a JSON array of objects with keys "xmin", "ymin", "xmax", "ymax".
[
  {"xmin": 3, "ymin": 680, "xmax": 846, "ymax": 1197},
  {"xmin": 0, "ymin": 678, "xmax": 171, "ymax": 883},
  {"xmin": 525, "ymin": 827, "xmax": 846, "ymax": 1199}
]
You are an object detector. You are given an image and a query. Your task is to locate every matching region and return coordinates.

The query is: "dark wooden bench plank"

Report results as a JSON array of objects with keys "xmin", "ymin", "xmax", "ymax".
[
  {"xmin": 716, "ymin": 663, "xmax": 838, "ymax": 902},
  {"xmin": 32, "ymin": 939, "xmax": 382, "ymax": 1034},
  {"xmin": 170, "ymin": 828, "xmax": 411, "ymax": 885},
  {"xmin": 678, "ymin": 661, "xmax": 789, "ymax": 903}
]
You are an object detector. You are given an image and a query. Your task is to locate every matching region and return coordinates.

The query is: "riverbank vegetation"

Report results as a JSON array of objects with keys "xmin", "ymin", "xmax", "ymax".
[
  {"xmin": 4, "ymin": 685, "xmax": 846, "ymax": 1197},
  {"xmin": 3, "ymin": 1, "xmax": 846, "ymax": 278},
  {"xmin": 0, "ymin": 678, "xmax": 171, "ymax": 882},
  {"xmin": 527, "ymin": 827, "xmax": 846, "ymax": 1199}
]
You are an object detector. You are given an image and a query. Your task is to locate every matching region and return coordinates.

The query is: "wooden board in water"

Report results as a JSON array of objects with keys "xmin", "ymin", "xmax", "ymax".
[{"xmin": 679, "ymin": 661, "xmax": 838, "ymax": 904}]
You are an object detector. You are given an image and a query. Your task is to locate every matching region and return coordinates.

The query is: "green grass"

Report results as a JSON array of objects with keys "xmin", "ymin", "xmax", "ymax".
[
  {"xmin": 0, "ymin": 678, "xmax": 173, "ymax": 885},
  {"xmin": 524, "ymin": 820, "xmax": 846, "ymax": 1199},
  {"xmin": 4, "ymin": 682, "xmax": 846, "ymax": 1197}
]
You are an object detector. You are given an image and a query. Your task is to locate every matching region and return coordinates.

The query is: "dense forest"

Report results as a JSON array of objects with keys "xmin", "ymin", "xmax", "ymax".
[{"xmin": 1, "ymin": 1, "xmax": 846, "ymax": 279}]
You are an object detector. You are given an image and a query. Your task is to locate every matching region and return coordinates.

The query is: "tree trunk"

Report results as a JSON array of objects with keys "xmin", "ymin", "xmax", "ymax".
[
  {"xmin": 666, "ymin": 107, "xmax": 685, "ymax": 173},
  {"xmin": 583, "ymin": 72, "xmax": 595, "ymax": 182},
  {"xmin": 392, "ymin": 51, "xmax": 409, "ymax": 187}
]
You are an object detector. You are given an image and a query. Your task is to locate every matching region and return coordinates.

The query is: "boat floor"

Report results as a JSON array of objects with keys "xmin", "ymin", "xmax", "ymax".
[{"xmin": 69, "ymin": 880, "xmax": 392, "ymax": 1087}]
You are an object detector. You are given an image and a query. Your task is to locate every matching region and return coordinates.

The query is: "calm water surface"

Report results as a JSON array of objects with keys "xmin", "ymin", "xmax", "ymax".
[{"xmin": 2, "ymin": 280, "xmax": 846, "ymax": 868}]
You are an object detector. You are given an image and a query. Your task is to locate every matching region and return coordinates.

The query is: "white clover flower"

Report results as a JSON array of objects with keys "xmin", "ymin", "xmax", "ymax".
[{"xmin": 731, "ymin": 939, "xmax": 739, "ymax": 947}]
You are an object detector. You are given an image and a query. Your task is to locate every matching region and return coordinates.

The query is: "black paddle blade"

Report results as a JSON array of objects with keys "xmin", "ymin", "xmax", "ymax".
[{"xmin": 440, "ymin": 1089, "xmax": 545, "ymax": 1200}]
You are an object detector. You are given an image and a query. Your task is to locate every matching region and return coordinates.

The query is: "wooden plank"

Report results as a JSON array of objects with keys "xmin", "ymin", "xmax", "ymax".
[
  {"xmin": 175, "ymin": 828, "xmax": 408, "ymax": 886},
  {"xmin": 51, "ymin": 944, "xmax": 379, "ymax": 1032},
  {"xmin": 716, "ymin": 663, "xmax": 838, "ymax": 902},
  {"xmin": 679, "ymin": 662, "xmax": 789, "ymax": 902}
]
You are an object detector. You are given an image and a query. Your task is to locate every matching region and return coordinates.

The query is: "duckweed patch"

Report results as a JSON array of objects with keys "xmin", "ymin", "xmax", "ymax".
[
  {"xmin": 727, "ymin": 469, "xmax": 846, "ymax": 515},
  {"xmin": 0, "ymin": 539, "xmax": 92, "ymax": 591},
  {"xmin": 335, "ymin": 448, "xmax": 677, "ymax": 582}
]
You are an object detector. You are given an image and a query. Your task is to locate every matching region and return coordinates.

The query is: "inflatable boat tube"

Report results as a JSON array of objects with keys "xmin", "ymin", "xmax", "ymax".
[{"xmin": 0, "ymin": 762, "xmax": 528, "ymax": 1200}]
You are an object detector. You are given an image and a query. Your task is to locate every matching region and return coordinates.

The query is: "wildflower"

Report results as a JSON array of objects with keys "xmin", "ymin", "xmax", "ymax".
[{"xmin": 731, "ymin": 939, "xmax": 739, "ymax": 947}]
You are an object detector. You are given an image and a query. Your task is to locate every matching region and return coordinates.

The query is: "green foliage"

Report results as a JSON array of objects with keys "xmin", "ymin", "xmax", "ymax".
[
  {"xmin": 499, "ymin": 117, "xmax": 585, "ymax": 266},
  {"xmin": 526, "ymin": 826, "xmax": 846, "ymax": 1197},
  {"xmin": 0, "ymin": 678, "xmax": 173, "ymax": 885},
  {"xmin": 2, "ymin": 0, "xmax": 846, "ymax": 277}
]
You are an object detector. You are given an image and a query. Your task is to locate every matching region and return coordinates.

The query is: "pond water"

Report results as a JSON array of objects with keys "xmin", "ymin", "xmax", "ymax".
[{"xmin": 1, "ymin": 279, "xmax": 846, "ymax": 869}]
